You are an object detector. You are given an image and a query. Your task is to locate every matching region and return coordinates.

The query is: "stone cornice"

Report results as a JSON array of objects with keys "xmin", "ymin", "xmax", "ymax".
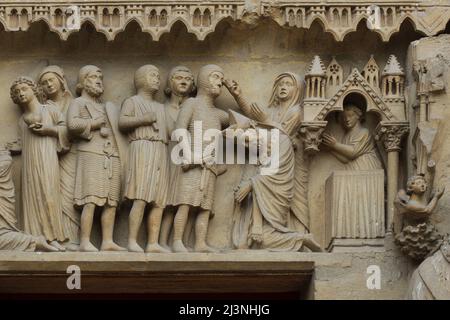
[{"xmin": 0, "ymin": 1, "xmax": 448, "ymax": 41}]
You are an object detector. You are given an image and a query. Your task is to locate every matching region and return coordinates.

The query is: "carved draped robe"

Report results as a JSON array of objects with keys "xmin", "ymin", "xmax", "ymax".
[
  {"xmin": 232, "ymin": 102, "xmax": 309, "ymax": 251},
  {"xmin": 20, "ymin": 105, "xmax": 69, "ymax": 242},
  {"xmin": 0, "ymin": 150, "xmax": 36, "ymax": 251},
  {"xmin": 120, "ymin": 95, "xmax": 170, "ymax": 207}
]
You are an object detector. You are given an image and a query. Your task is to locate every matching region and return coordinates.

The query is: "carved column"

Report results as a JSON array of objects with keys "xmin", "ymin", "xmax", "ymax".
[
  {"xmin": 375, "ymin": 122, "xmax": 409, "ymax": 234},
  {"xmin": 299, "ymin": 121, "xmax": 328, "ymax": 155}
]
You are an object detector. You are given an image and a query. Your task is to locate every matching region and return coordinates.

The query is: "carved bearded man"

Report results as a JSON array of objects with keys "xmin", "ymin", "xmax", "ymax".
[
  {"xmin": 67, "ymin": 65, "xmax": 127, "ymax": 252},
  {"xmin": 160, "ymin": 66, "xmax": 196, "ymax": 250},
  {"xmin": 171, "ymin": 64, "xmax": 229, "ymax": 253}
]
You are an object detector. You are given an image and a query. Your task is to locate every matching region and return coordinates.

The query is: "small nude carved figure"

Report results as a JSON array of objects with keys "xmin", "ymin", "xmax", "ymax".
[
  {"xmin": 395, "ymin": 175, "xmax": 445, "ymax": 221},
  {"xmin": 119, "ymin": 65, "xmax": 170, "ymax": 253}
]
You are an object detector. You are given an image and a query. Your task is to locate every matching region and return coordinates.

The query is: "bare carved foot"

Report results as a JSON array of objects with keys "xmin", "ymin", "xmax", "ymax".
[
  {"xmin": 50, "ymin": 240, "xmax": 66, "ymax": 252},
  {"xmin": 172, "ymin": 240, "xmax": 188, "ymax": 253},
  {"xmin": 64, "ymin": 242, "xmax": 79, "ymax": 252},
  {"xmin": 145, "ymin": 243, "xmax": 171, "ymax": 253},
  {"xmin": 127, "ymin": 241, "xmax": 144, "ymax": 253},
  {"xmin": 79, "ymin": 241, "xmax": 99, "ymax": 252},
  {"xmin": 101, "ymin": 241, "xmax": 127, "ymax": 251},
  {"xmin": 302, "ymin": 234, "xmax": 323, "ymax": 252},
  {"xmin": 35, "ymin": 236, "xmax": 59, "ymax": 252},
  {"xmin": 194, "ymin": 243, "xmax": 219, "ymax": 253}
]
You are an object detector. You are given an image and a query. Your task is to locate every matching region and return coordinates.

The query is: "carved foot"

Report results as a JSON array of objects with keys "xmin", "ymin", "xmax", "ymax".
[
  {"xmin": 127, "ymin": 241, "xmax": 144, "ymax": 253},
  {"xmin": 172, "ymin": 240, "xmax": 188, "ymax": 253},
  {"xmin": 79, "ymin": 241, "xmax": 99, "ymax": 252},
  {"xmin": 302, "ymin": 234, "xmax": 323, "ymax": 252},
  {"xmin": 100, "ymin": 241, "xmax": 127, "ymax": 252},
  {"xmin": 145, "ymin": 243, "xmax": 171, "ymax": 253},
  {"xmin": 194, "ymin": 243, "xmax": 219, "ymax": 253},
  {"xmin": 160, "ymin": 243, "xmax": 172, "ymax": 252},
  {"xmin": 50, "ymin": 240, "xmax": 66, "ymax": 252},
  {"xmin": 35, "ymin": 236, "xmax": 59, "ymax": 252},
  {"xmin": 64, "ymin": 242, "xmax": 79, "ymax": 252}
]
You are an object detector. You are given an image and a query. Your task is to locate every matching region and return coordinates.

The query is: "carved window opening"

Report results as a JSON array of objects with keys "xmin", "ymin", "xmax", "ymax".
[
  {"xmin": 54, "ymin": 8, "xmax": 63, "ymax": 28},
  {"xmin": 20, "ymin": 9, "xmax": 28, "ymax": 30},
  {"xmin": 341, "ymin": 9, "xmax": 349, "ymax": 27},
  {"xmin": 112, "ymin": 8, "xmax": 120, "ymax": 28},
  {"xmin": 9, "ymin": 9, "xmax": 18, "ymax": 29},
  {"xmin": 296, "ymin": 10, "xmax": 303, "ymax": 27},
  {"xmin": 288, "ymin": 9, "xmax": 295, "ymax": 26},
  {"xmin": 102, "ymin": 8, "xmax": 110, "ymax": 27},
  {"xmin": 193, "ymin": 8, "xmax": 201, "ymax": 27},
  {"xmin": 386, "ymin": 8, "xmax": 394, "ymax": 26},
  {"xmin": 149, "ymin": 9, "xmax": 157, "ymax": 27},
  {"xmin": 160, "ymin": 10, "xmax": 167, "ymax": 27},
  {"xmin": 202, "ymin": 9, "xmax": 211, "ymax": 27}
]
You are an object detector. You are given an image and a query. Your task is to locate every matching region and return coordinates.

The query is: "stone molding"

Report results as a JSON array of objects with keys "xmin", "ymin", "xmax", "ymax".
[{"xmin": 0, "ymin": 1, "xmax": 449, "ymax": 41}]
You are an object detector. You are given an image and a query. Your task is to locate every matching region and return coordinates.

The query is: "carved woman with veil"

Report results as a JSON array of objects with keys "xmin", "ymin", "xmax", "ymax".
[{"xmin": 224, "ymin": 72, "xmax": 321, "ymax": 252}]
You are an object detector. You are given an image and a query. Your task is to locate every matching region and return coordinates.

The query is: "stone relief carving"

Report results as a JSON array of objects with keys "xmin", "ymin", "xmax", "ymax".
[
  {"xmin": 119, "ymin": 65, "xmax": 170, "ymax": 253},
  {"xmin": 225, "ymin": 73, "xmax": 321, "ymax": 252},
  {"xmin": 67, "ymin": 65, "xmax": 127, "ymax": 252},
  {"xmin": 0, "ymin": 1, "xmax": 449, "ymax": 42},
  {"xmin": 0, "ymin": 54, "xmax": 413, "ymax": 254},
  {"xmin": 171, "ymin": 64, "xmax": 229, "ymax": 253},
  {"xmin": 10, "ymin": 76, "xmax": 70, "ymax": 252}
]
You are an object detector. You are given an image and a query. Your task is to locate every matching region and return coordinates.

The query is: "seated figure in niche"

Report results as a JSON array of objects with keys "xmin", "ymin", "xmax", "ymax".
[{"xmin": 322, "ymin": 103, "xmax": 382, "ymax": 170}]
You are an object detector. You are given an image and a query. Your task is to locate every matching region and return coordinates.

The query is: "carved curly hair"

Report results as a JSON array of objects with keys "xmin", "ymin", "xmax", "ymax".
[
  {"xmin": 406, "ymin": 174, "xmax": 427, "ymax": 195},
  {"xmin": 10, "ymin": 76, "xmax": 41, "ymax": 105}
]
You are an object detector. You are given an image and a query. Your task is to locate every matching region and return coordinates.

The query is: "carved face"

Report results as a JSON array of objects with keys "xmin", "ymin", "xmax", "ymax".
[
  {"xmin": 12, "ymin": 83, "xmax": 35, "ymax": 105},
  {"xmin": 39, "ymin": 73, "xmax": 62, "ymax": 97},
  {"xmin": 409, "ymin": 177, "xmax": 427, "ymax": 194},
  {"xmin": 171, "ymin": 71, "xmax": 194, "ymax": 96},
  {"xmin": 276, "ymin": 76, "xmax": 295, "ymax": 101},
  {"xmin": 342, "ymin": 109, "xmax": 360, "ymax": 130},
  {"xmin": 145, "ymin": 69, "xmax": 160, "ymax": 92},
  {"xmin": 84, "ymin": 70, "xmax": 104, "ymax": 97},
  {"xmin": 208, "ymin": 71, "xmax": 224, "ymax": 97}
]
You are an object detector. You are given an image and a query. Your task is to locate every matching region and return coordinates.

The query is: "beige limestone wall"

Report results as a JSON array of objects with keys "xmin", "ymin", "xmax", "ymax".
[{"xmin": 0, "ymin": 18, "xmax": 424, "ymax": 250}]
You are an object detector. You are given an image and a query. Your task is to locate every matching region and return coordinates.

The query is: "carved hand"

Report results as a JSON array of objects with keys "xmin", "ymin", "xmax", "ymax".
[
  {"xmin": 142, "ymin": 111, "xmax": 157, "ymax": 126},
  {"xmin": 322, "ymin": 132, "xmax": 337, "ymax": 147},
  {"xmin": 223, "ymin": 78, "xmax": 241, "ymax": 97},
  {"xmin": 92, "ymin": 117, "xmax": 106, "ymax": 130},
  {"xmin": 234, "ymin": 180, "xmax": 252, "ymax": 202},
  {"xmin": 30, "ymin": 123, "xmax": 58, "ymax": 137},
  {"xmin": 6, "ymin": 140, "xmax": 21, "ymax": 155}
]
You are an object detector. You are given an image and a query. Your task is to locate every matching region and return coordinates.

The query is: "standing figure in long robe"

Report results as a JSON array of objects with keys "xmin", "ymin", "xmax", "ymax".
[
  {"xmin": 224, "ymin": 73, "xmax": 322, "ymax": 252},
  {"xmin": 0, "ymin": 146, "xmax": 58, "ymax": 252},
  {"xmin": 67, "ymin": 65, "xmax": 127, "ymax": 252},
  {"xmin": 38, "ymin": 66, "xmax": 79, "ymax": 251},
  {"xmin": 171, "ymin": 64, "xmax": 229, "ymax": 253},
  {"xmin": 119, "ymin": 65, "xmax": 170, "ymax": 253},
  {"xmin": 159, "ymin": 66, "xmax": 196, "ymax": 251},
  {"xmin": 10, "ymin": 76, "xmax": 69, "ymax": 251}
]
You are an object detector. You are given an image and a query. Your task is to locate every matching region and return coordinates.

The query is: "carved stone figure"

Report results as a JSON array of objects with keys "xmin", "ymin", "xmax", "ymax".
[
  {"xmin": 119, "ymin": 65, "xmax": 170, "ymax": 253},
  {"xmin": 322, "ymin": 104, "xmax": 382, "ymax": 170},
  {"xmin": 0, "ymin": 146, "xmax": 59, "ymax": 252},
  {"xmin": 171, "ymin": 64, "xmax": 229, "ymax": 253},
  {"xmin": 407, "ymin": 236, "xmax": 450, "ymax": 299},
  {"xmin": 322, "ymin": 104, "xmax": 384, "ymax": 247},
  {"xmin": 67, "ymin": 65, "xmax": 127, "ymax": 252},
  {"xmin": 160, "ymin": 66, "xmax": 196, "ymax": 251},
  {"xmin": 10, "ymin": 76, "xmax": 69, "ymax": 252},
  {"xmin": 224, "ymin": 73, "xmax": 321, "ymax": 252},
  {"xmin": 395, "ymin": 175, "xmax": 444, "ymax": 260},
  {"xmin": 38, "ymin": 66, "xmax": 79, "ymax": 251}
]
